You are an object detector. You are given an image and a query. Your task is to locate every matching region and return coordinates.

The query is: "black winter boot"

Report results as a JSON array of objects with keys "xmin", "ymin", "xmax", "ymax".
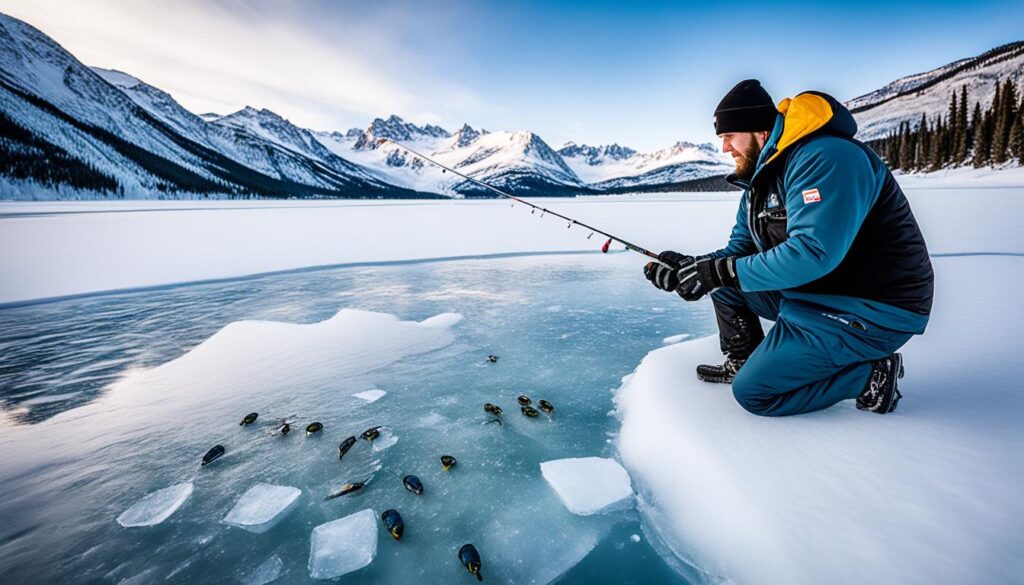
[
  {"xmin": 696, "ymin": 356, "xmax": 746, "ymax": 384},
  {"xmin": 856, "ymin": 353, "xmax": 905, "ymax": 413},
  {"xmin": 696, "ymin": 309, "xmax": 763, "ymax": 384}
]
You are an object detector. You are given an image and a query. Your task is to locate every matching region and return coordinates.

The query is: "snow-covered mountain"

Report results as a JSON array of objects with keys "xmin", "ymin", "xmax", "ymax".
[
  {"xmin": 559, "ymin": 141, "xmax": 732, "ymax": 190},
  {"xmin": 0, "ymin": 13, "xmax": 430, "ymax": 199},
  {"xmin": 0, "ymin": 12, "xmax": 730, "ymax": 199},
  {"xmin": 319, "ymin": 118, "xmax": 592, "ymax": 196},
  {"xmin": 850, "ymin": 41, "xmax": 1024, "ymax": 141}
]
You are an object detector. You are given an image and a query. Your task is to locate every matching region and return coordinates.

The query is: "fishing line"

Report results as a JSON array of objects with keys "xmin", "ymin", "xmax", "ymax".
[{"xmin": 380, "ymin": 138, "xmax": 665, "ymax": 262}]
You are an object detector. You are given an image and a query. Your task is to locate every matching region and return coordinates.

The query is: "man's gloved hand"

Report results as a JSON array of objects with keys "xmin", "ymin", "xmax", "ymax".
[
  {"xmin": 644, "ymin": 251, "xmax": 694, "ymax": 291},
  {"xmin": 675, "ymin": 256, "xmax": 740, "ymax": 301}
]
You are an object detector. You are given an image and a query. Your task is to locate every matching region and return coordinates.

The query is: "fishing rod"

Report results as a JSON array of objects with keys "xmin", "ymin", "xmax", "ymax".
[{"xmin": 380, "ymin": 138, "xmax": 663, "ymax": 262}]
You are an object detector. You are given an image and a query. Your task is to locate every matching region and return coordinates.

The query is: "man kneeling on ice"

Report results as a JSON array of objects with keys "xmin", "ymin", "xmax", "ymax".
[{"xmin": 645, "ymin": 79, "xmax": 934, "ymax": 416}]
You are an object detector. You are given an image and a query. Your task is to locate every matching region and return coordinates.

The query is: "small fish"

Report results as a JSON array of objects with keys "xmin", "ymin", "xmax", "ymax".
[
  {"xmin": 485, "ymin": 418, "xmax": 502, "ymax": 427},
  {"xmin": 275, "ymin": 422, "xmax": 291, "ymax": 436},
  {"xmin": 361, "ymin": 426, "xmax": 381, "ymax": 441},
  {"xmin": 517, "ymin": 395, "xmax": 531, "ymax": 406},
  {"xmin": 483, "ymin": 403, "xmax": 503, "ymax": 416},
  {"xmin": 338, "ymin": 436, "xmax": 357, "ymax": 460},
  {"xmin": 486, "ymin": 355, "xmax": 499, "ymax": 363},
  {"xmin": 201, "ymin": 444, "xmax": 225, "ymax": 466},
  {"xmin": 306, "ymin": 422, "xmax": 323, "ymax": 435},
  {"xmin": 325, "ymin": 480, "xmax": 367, "ymax": 500},
  {"xmin": 521, "ymin": 406, "xmax": 539, "ymax": 418},
  {"xmin": 458, "ymin": 544, "xmax": 484, "ymax": 581},
  {"xmin": 440, "ymin": 455, "xmax": 457, "ymax": 472},
  {"xmin": 239, "ymin": 412, "xmax": 258, "ymax": 426},
  {"xmin": 381, "ymin": 509, "xmax": 404, "ymax": 540},
  {"xmin": 538, "ymin": 400, "xmax": 554, "ymax": 414},
  {"xmin": 403, "ymin": 475, "xmax": 424, "ymax": 495}
]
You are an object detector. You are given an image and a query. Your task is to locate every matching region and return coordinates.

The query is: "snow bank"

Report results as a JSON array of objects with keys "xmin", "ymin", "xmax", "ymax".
[
  {"xmin": 100, "ymin": 308, "xmax": 457, "ymax": 421},
  {"xmin": 616, "ymin": 256, "xmax": 1024, "ymax": 585},
  {"xmin": 308, "ymin": 508, "xmax": 378, "ymax": 580},
  {"xmin": 418, "ymin": 312, "xmax": 464, "ymax": 328},
  {"xmin": 116, "ymin": 482, "xmax": 193, "ymax": 527},
  {"xmin": 541, "ymin": 457, "xmax": 634, "ymax": 516},
  {"xmin": 222, "ymin": 483, "xmax": 301, "ymax": 534}
]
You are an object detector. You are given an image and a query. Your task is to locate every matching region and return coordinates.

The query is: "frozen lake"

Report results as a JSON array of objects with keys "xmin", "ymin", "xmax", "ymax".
[{"xmin": 0, "ymin": 252, "xmax": 709, "ymax": 584}]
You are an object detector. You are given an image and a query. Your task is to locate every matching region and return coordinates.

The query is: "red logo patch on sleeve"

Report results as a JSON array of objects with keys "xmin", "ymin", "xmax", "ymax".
[{"xmin": 802, "ymin": 188, "xmax": 822, "ymax": 203}]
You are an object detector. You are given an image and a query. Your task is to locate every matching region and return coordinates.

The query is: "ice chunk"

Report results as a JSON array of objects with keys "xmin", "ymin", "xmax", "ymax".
[
  {"xmin": 662, "ymin": 333, "xmax": 691, "ymax": 344},
  {"xmin": 418, "ymin": 312, "xmax": 463, "ymax": 328},
  {"xmin": 480, "ymin": 479, "xmax": 613, "ymax": 585},
  {"xmin": 540, "ymin": 457, "xmax": 633, "ymax": 515},
  {"xmin": 308, "ymin": 508, "xmax": 378, "ymax": 579},
  {"xmin": 116, "ymin": 482, "xmax": 193, "ymax": 527},
  {"xmin": 371, "ymin": 428, "xmax": 399, "ymax": 452},
  {"xmin": 222, "ymin": 484, "xmax": 301, "ymax": 534},
  {"xmin": 352, "ymin": 389, "xmax": 386, "ymax": 403},
  {"xmin": 242, "ymin": 554, "xmax": 283, "ymax": 585}
]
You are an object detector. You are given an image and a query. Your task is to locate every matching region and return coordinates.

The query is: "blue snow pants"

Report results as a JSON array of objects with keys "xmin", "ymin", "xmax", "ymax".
[{"xmin": 710, "ymin": 287, "xmax": 915, "ymax": 417}]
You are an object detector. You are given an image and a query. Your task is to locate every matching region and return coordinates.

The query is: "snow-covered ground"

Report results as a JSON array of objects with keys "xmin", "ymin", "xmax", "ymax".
[
  {"xmin": 615, "ymin": 255, "xmax": 1024, "ymax": 584},
  {"xmin": 2, "ymin": 168, "xmax": 1022, "ymax": 305},
  {"xmin": 1, "ymin": 172, "xmax": 1022, "ymax": 584}
]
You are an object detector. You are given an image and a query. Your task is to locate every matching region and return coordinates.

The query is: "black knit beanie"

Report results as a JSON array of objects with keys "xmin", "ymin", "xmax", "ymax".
[{"xmin": 713, "ymin": 79, "xmax": 777, "ymax": 134}]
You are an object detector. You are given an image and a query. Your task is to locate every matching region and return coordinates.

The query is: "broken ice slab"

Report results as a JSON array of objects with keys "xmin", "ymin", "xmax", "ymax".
[
  {"xmin": 222, "ymin": 483, "xmax": 301, "ymax": 534},
  {"xmin": 308, "ymin": 508, "xmax": 378, "ymax": 580},
  {"xmin": 540, "ymin": 457, "xmax": 634, "ymax": 515},
  {"xmin": 242, "ymin": 554, "xmax": 283, "ymax": 585},
  {"xmin": 352, "ymin": 389, "xmax": 386, "ymax": 403},
  {"xmin": 116, "ymin": 482, "xmax": 194, "ymax": 527}
]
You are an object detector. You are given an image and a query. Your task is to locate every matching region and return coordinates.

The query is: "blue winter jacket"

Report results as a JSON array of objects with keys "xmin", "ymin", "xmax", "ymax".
[{"xmin": 712, "ymin": 92, "xmax": 934, "ymax": 334}]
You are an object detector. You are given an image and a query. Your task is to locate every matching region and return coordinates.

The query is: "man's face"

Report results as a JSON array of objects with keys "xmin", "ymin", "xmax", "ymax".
[{"xmin": 719, "ymin": 131, "xmax": 768, "ymax": 180}]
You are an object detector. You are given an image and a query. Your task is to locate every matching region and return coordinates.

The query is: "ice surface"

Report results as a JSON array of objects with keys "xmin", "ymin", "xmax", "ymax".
[
  {"xmin": 222, "ymin": 483, "xmax": 301, "ymax": 534},
  {"xmin": 662, "ymin": 333, "xmax": 691, "ymax": 344},
  {"xmin": 616, "ymin": 255, "xmax": 1024, "ymax": 585},
  {"xmin": 116, "ymin": 482, "xmax": 193, "ymax": 527},
  {"xmin": 352, "ymin": 389, "xmax": 386, "ymax": 403},
  {"xmin": 540, "ymin": 457, "xmax": 634, "ymax": 516},
  {"xmin": 308, "ymin": 508, "xmax": 378, "ymax": 580},
  {"xmin": 242, "ymin": 554, "xmax": 283, "ymax": 585}
]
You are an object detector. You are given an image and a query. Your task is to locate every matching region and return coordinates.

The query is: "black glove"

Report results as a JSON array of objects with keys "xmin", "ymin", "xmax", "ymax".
[
  {"xmin": 675, "ymin": 256, "xmax": 740, "ymax": 301},
  {"xmin": 644, "ymin": 251, "xmax": 694, "ymax": 291}
]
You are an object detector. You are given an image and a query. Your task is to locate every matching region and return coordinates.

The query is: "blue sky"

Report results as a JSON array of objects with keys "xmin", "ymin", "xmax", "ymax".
[{"xmin": 2, "ymin": 0, "xmax": 1022, "ymax": 150}]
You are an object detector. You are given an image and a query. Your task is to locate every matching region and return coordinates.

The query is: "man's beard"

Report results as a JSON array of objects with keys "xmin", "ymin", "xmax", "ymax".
[{"xmin": 733, "ymin": 141, "xmax": 762, "ymax": 181}]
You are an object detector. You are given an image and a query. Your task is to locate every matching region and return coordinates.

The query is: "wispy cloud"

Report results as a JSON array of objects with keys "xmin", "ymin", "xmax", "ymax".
[{"xmin": 0, "ymin": 0, "xmax": 487, "ymax": 130}]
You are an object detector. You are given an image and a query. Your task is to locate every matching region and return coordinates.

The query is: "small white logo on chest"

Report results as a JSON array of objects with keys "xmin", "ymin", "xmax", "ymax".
[{"xmin": 802, "ymin": 188, "xmax": 822, "ymax": 204}]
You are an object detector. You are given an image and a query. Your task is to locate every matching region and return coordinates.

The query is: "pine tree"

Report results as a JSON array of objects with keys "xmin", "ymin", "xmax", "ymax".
[
  {"xmin": 955, "ymin": 86, "xmax": 969, "ymax": 163},
  {"xmin": 991, "ymin": 78, "xmax": 1015, "ymax": 163},
  {"xmin": 915, "ymin": 113, "xmax": 929, "ymax": 171},
  {"xmin": 969, "ymin": 101, "xmax": 982, "ymax": 156},
  {"xmin": 897, "ymin": 121, "xmax": 912, "ymax": 170},
  {"xmin": 929, "ymin": 117, "xmax": 945, "ymax": 171},
  {"xmin": 973, "ymin": 109, "xmax": 993, "ymax": 168},
  {"xmin": 1009, "ymin": 113, "xmax": 1024, "ymax": 164}
]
